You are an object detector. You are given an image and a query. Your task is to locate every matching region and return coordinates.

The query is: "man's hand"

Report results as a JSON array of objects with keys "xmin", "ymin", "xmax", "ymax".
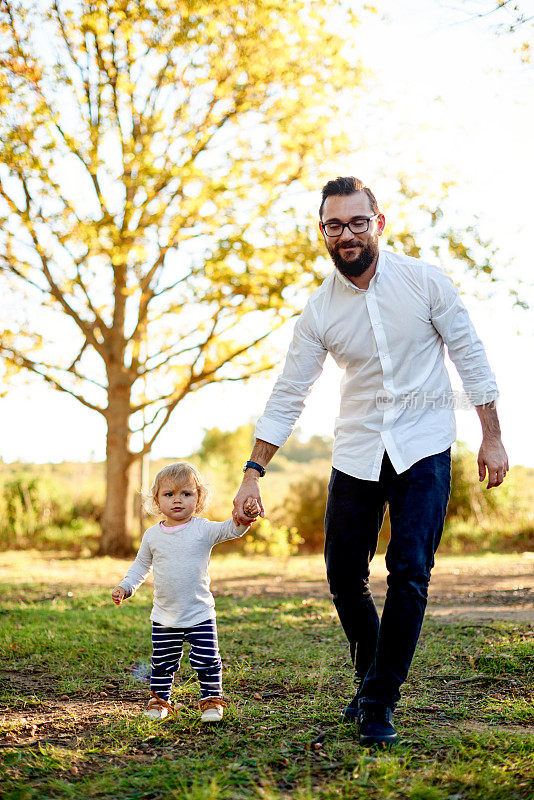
[
  {"xmin": 233, "ymin": 439, "xmax": 278, "ymax": 524},
  {"xmin": 233, "ymin": 476, "xmax": 265, "ymax": 525},
  {"xmin": 111, "ymin": 586, "xmax": 126, "ymax": 605},
  {"xmin": 477, "ymin": 437, "xmax": 509, "ymax": 489},
  {"xmin": 475, "ymin": 402, "xmax": 508, "ymax": 489}
]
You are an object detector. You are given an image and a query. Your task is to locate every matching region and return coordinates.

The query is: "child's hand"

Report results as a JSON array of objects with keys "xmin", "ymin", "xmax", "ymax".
[
  {"xmin": 243, "ymin": 497, "xmax": 261, "ymax": 520},
  {"xmin": 111, "ymin": 586, "xmax": 126, "ymax": 605}
]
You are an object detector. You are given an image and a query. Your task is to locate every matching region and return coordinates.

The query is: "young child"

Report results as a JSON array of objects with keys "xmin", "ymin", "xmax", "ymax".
[{"xmin": 111, "ymin": 461, "xmax": 259, "ymax": 723}]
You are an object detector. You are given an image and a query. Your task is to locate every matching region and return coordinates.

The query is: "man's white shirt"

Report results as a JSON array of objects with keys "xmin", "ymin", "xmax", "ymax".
[{"xmin": 255, "ymin": 249, "xmax": 498, "ymax": 480}]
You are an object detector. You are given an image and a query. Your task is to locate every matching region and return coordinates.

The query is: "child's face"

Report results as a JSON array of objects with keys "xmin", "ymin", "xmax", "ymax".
[{"xmin": 156, "ymin": 480, "xmax": 198, "ymax": 526}]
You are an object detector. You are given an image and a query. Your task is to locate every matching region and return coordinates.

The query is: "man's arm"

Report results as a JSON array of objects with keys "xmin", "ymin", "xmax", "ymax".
[
  {"xmin": 233, "ymin": 439, "xmax": 279, "ymax": 525},
  {"xmin": 427, "ymin": 265, "xmax": 507, "ymax": 488},
  {"xmin": 233, "ymin": 300, "xmax": 328, "ymax": 525},
  {"xmin": 475, "ymin": 401, "xmax": 508, "ymax": 488}
]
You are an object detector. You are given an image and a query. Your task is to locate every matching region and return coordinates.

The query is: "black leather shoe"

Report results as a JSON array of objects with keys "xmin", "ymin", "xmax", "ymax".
[
  {"xmin": 339, "ymin": 693, "xmax": 359, "ymax": 723},
  {"xmin": 357, "ymin": 703, "xmax": 398, "ymax": 746}
]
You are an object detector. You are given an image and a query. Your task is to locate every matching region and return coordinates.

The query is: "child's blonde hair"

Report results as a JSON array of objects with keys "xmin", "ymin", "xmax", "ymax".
[{"xmin": 144, "ymin": 462, "xmax": 210, "ymax": 517}]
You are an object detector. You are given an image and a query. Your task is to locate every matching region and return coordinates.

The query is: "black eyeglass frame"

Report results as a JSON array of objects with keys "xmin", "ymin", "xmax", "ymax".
[{"xmin": 321, "ymin": 214, "xmax": 380, "ymax": 237}]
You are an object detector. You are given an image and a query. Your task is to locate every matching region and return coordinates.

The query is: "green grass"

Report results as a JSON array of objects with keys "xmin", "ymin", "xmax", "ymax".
[{"xmin": 0, "ymin": 554, "xmax": 532, "ymax": 799}]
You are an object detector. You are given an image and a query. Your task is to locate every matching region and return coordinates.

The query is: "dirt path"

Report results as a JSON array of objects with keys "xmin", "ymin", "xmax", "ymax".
[
  {"xmin": 1, "ymin": 551, "xmax": 533, "ymax": 623},
  {"xmin": 209, "ymin": 552, "xmax": 534, "ymax": 624}
]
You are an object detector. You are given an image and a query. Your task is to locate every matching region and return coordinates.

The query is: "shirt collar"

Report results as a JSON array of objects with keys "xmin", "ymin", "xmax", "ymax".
[{"xmin": 333, "ymin": 249, "xmax": 385, "ymax": 292}]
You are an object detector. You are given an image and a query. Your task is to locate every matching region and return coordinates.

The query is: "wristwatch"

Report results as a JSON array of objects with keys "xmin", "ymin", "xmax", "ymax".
[{"xmin": 243, "ymin": 460, "xmax": 266, "ymax": 477}]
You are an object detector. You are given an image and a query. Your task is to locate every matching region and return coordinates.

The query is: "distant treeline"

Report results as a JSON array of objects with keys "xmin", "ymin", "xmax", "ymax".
[{"xmin": 1, "ymin": 426, "xmax": 533, "ymax": 555}]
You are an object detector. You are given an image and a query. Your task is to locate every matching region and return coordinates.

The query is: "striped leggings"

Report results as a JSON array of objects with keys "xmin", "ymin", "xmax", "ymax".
[{"xmin": 151, "ymin": 617, "xmax": 222, "ymax": 702}]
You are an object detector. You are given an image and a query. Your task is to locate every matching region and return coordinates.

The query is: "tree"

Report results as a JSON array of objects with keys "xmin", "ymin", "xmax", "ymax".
[
  {"xmin": 279, "ymin": 433, "xmax": 332, "ymax": 464},
  {"xmin": 0, "ymin": 0, "xmax": 363, "ymax": 554},
  {"xmin": 447, "ymin": 1, "xmax": 533, "ymax": 62},
  {"xmin": 194, "ymin": 424, "xmax": 255, "ymax": 520},
  {"xmin": 196, "ymin": 424, "xmax": 255, "ymax": 478}
]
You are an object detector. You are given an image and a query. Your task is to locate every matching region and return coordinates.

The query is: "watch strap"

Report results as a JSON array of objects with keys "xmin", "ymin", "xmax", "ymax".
[{"xmin": 243, "ymin": 460, "xmax": 266, "ymax": 477}]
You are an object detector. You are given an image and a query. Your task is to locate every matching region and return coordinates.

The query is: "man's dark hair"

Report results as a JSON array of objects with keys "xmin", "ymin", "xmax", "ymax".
[{"xmin": 319, "ymin": 176, "xmax": 379, "ymax": 219}]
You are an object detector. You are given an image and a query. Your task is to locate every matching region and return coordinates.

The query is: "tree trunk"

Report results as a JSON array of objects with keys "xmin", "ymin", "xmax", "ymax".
[
  {"xmin": 99, "ymin": 379, "xmax": 135, "ymax": 556},
  {"xmin": 138, "ymin": 452, "xmax": 150, "ymax": 540}
]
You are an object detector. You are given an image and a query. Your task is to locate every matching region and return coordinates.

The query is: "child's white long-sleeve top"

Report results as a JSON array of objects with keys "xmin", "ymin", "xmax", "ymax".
[{"xmin": 118, "ymin": 517, "xmax": 248, "ymax": 628}]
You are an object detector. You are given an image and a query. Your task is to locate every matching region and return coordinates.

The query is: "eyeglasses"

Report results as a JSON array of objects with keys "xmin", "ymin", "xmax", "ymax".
[{"xmin": 321, "ymin": 214, "xmax": 379, "ymax": 237}]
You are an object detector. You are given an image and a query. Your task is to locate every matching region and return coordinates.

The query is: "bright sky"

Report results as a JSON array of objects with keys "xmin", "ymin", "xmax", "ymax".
[{"xmin": 1, "ymin": 0, "xmax": 533, "ymax": 467}]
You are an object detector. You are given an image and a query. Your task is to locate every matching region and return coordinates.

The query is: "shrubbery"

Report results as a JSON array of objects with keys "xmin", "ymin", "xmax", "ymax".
[
  {"xmin": 442, "ymin": 444, "xmax": 534, "ymax": 552},
  {"xmin": 0, "ymin": 469, "xmax": 102, "ymax": 554},
  {"xmin": 242, "ymin": 518, "xmax": 303, "ymax": 557},
  {"xmin": 264, "ymin": 444, "xmax": 533, "ymax": 555},
  {"xmin": 271, "ymin": 473, "xmax": 329, "ymax": 553},
  {"xmin": 0, "ymin": 437, "xmax": 532, "ymax": 555}
]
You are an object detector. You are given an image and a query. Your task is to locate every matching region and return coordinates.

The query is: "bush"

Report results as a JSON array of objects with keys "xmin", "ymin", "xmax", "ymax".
[
  {"xmin": 281, "ymin": 433, "xmax": 332, "ymax": 463},
  {"xmin": 272, "ymin": 473, "xmax": 328, "ymax": 553},
  {"xmin": 0, "ymin": 470, "xmax": 102, "ymax": 553},
  {"xmin": 448, "ymin": 442, "xmax": 523, "ymax": 523},
  {"xmin": 242, "ymin": 518, "xmax": 302, "ymax": 557},
  {"xmin": 270, "ymin": 443, "xmax": 533, "ymax": 555},
  {"xmin": 36, "ymin": 519, "xmax": 101, "ymax": 555},
  {"xmin": 442, "ymin": 518, "xmax": 534, "ymax": 554},
  {"xmin": 442, "ymin": 443, "xmax": 533, "ymax": 553},
  {"xmin": 0, "ymin": 473, "xmax": 69, "ymax": 548}
]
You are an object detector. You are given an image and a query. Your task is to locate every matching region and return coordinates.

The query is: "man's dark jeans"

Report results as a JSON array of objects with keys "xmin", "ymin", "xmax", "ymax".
[{"xmin": 324, "ymin": 449, "xmax": 451, "ymax": 710}]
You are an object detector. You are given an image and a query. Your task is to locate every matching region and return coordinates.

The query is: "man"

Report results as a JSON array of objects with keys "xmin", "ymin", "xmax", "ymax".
[{"xmin": 233, "ymin": 176, "xmax": 508, "ymax": 746}]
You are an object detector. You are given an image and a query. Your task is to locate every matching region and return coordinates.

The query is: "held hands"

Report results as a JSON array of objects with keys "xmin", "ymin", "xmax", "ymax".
[
  {"xmin": 243, "ymin": 497, "xmax": 261, "ymax": 519},
  {"xmin": 477, "ymin": 437, "xmax": 509, "ymax": 489},
  {"xmin": 111, "ymin": 586, "xmax": 126, "ymax": 605},
  {"xmin": 233, "ymin": 478, "xmax": 265, "ymax": 526}
]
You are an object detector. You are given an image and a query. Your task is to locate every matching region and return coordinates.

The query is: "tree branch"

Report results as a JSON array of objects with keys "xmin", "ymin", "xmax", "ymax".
[
  {"xmin": 128, "ymin": 314, "xmax": 291, "ymax": 459},
  {"xmin": 52, "ymin": 0, "xmax": 93, "ymax": 123},
  {"xmin": 0, "ymin": 345, "xmax": 106, "ymax": 415},
  {"xmin": 2, "ymin": 170, "xmax": 108, "ymax": 358},
  {"xmin": 0, "ymin": 256, "xmax": 48, "ymax": 296},
  {"xmin": 151, "ymin": 270, "xmax": 195, "ymax": 299},
  {"xmin": 136, "ymin": 323, "xmax": 203, "ymax": 369},
  {"xmin": 1, "ymin": 166, "xmax": 108, "ymax": 336},
  {"xmin": 128, "ymin": 247, "xmax": 170, "ymax": 360},
  {"xmin": 6, "ymin": 0, "xmax": 109, "ymax": 216},
  {"xmin": 65, "ymin": 340, "xmax": 85, "ymax": 369},
  {"xmin": 130, "ymin": 380, "xmax": 193, "ymax": 461}
]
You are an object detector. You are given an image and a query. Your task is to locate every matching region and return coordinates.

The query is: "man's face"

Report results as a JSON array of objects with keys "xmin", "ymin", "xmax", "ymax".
[{"xmin": 320, "ymin": 192, "xmax": 385, "ymax": 279}]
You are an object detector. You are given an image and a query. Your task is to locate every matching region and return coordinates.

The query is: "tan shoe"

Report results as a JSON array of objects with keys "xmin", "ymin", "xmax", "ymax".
[
  {"xmin": 199, "ymin": 697, "xmax": 227, "ymax": 723},
  {"xmin": 143, "ymin": 691, "xmax": 178, "ymax": 721}
]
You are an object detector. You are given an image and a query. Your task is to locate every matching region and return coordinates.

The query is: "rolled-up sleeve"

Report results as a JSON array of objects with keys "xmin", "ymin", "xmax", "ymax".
[
  {"xmin": 427, "ymin": 265, "xmax": 499, "ymax": 406},
  {"xmin": 255, "ymin": 302, "xmax": 328, "ymax": 446}
]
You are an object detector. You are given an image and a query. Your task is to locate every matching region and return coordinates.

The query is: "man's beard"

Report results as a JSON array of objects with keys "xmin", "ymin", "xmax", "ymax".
[{"xmin": 329, "ymin": 238, "xmax": 378, "ymax": 279}]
